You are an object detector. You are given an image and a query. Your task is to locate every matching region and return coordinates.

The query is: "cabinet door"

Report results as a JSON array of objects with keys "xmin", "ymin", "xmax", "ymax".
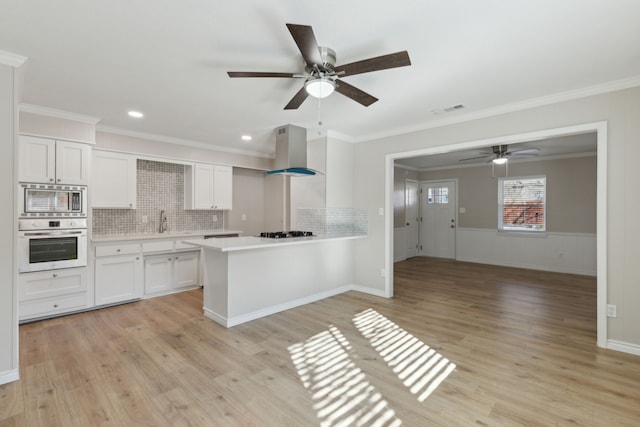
[
  {"xmin": 95, "ymin": 255, "xmax": 143, "ymax": 306},
  {"xmin": 213, "ymin": 165, "xmax": 233, "ymax": 210},
  {"xmin": 173, "ymin": 251, "xmax": 200, "ymax": 289},
  {"xmin": 92, "ymin": 151, "xmax": 137, "ymax": 208},
  {"xmin": 55, "ymin": 140, "xmax": 90, "ymax": 185},
  {"xmin": 19, "ymin": 135, "xmax": 56, "ymax": 183},
  {"xmin": 19, "ymin": 268, "xmax": 88, "ymax": 301},
  {"xmin": 193, "ymin": 163, "xmax": 215, "ymax": 209},
  {"xmin": 144, "ymin": 255, "xmax": 174, "ymax": 294}
]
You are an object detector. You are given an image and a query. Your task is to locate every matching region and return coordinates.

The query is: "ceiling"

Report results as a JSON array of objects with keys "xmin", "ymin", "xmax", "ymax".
[{"xmin": 1, "ymin": 1, "xmax": 640, "ymax": 156}]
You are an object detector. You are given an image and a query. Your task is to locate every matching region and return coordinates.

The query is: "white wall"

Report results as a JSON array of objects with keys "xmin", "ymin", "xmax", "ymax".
[
  {"xmin": 226, "ymin": 167, "xmax": 266, "ymax": 236},
  {"xmin": 353, "ymin": 86, "xmax": 640, "ymax": 350},
  {"xmin": 0, "ymin": 62, "xmax": 19, "ymax": 384}
]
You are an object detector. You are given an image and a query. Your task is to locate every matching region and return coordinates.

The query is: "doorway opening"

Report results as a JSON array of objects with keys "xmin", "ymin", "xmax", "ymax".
[{"xmin": 385, "ymin": 121, "xmax": 607, "ymax": 347}]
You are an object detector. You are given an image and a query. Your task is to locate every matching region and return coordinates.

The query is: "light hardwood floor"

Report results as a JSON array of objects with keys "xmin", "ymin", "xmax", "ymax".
[{"xmin": 2, "ymin": 258, "xmax": 640, "ymax": 426}]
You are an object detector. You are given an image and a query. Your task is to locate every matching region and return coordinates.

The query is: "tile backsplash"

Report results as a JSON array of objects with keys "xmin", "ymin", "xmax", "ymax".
[
  {"xmin": 297, "ymin": 207, "xmax": 368, "ymax": 236},
  {"xmin": 92, "ymin": 160, "xmax": 223, "ymax": 235}
]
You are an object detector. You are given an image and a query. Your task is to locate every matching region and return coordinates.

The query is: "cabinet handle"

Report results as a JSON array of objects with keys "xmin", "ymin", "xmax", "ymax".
[
  {"xmin": 129, "ymin": 203, "xmax": 133, "ymax": 207},
  {"xmin": 175, "ymin": 256, "xmax": 179, "ymax": 260},
  {"xmin": 57, "ymin": 178, "xmax": 61, "ymax": 182},
  {"xmin": 53, "ymin": 304, "xmax": 59, "ymax": 308},
  {"xmin": 49, "ymin": 178, "xmax": 54, "ymax": 182},
  {"xmin": 136, "ymin": 257, "xmax": 139, "ymax": 260},
  {"xmin": 117, "ymin": 249, "xmax": 121, "ymax": 252},
  {"xmin": 52, "ymin": 273, "xmax": 57, "ymax": 278},
  {"xmin": 169, "ymin": 258, "xmax": 173, "ymax": 261}
]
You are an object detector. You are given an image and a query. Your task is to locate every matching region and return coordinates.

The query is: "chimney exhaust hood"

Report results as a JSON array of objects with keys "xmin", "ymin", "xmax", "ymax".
[{"xmin": 265, "ymin": 124, "xmax": 320, "ymax": 176}]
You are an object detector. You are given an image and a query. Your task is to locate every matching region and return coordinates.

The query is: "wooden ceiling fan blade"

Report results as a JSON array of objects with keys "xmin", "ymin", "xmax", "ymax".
[
  {"xmin": 506, "ymin": 148, "xmax": 540, "ymax": 157},
  {"xmin": 286, "ymin": 24, "xmax": 323, "ymax": 67},
  {"xmin": 284, "ymin": 86, "xmax": 309, "ymax": 110},
  {"xmin": 335, "ymin": 80, "xmax": 378, "ymax": 106},
  {"xmin": 228, "ymin": 71, "xmax": 299, "ymax": 78},
  {"xmin": 334, "ymin": 51, "xmax": 411, "ymax": 77},
  {"xmin": 459, "ymin": 155, "xmax": 493, "ymax": 162}
]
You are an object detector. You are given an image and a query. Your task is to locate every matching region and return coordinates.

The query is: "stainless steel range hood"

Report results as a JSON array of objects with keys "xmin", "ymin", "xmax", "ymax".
[{"xmin": 265, "ymin": 124, "xmax": 320, "ymax": 176}]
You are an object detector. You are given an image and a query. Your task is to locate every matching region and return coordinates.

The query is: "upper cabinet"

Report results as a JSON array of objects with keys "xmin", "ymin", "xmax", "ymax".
[
  {"xmin": 185, "ymin": 163, "xmax": 233, "ymax": 210},
  {"xmin": 19, "ymin": 135, "xmax": 90, "ymax": 185},
  {"xmin": 91, "ymin": 150, "xmax": 137, "ymax": 209}
]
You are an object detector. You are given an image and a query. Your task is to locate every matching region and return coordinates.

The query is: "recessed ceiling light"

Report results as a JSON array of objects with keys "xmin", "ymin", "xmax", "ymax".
[
  {"xmin": 241, "ymin": 135, "xmax": 252, "ymax": 141},
  {"xmin": 128, "ymin": 110, "xmax": 144, "ymax": 118}
]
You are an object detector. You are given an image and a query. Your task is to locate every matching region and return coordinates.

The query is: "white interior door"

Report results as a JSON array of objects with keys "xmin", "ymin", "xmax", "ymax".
[
  {"xmin": 405, "ymin": 180, "xmax": 420, "ymax": 258},
  {"xmin": 420, "ymin": 180, "xmax": 457, "ymax": 259}
]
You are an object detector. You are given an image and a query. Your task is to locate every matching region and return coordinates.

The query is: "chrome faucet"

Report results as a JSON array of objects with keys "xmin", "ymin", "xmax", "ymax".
[{"xmin": 159, "ymin": 210, "xmax": 168, "ymax": 233}]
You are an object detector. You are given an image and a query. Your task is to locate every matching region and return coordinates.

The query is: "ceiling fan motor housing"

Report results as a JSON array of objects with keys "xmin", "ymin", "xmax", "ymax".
[{"xmin": 317, "ymin": 46, "xmax": 336, "ymax": 72}]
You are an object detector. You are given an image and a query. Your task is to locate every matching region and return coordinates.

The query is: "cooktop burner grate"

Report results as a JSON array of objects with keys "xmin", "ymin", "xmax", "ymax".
[{"xmin": 259, "ymin": 231, "xmax": 313, "ymax": 239}]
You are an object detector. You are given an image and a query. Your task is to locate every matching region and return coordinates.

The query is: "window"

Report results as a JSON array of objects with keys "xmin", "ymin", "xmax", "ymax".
[
  {"xmin": 427, "ymin": 187, "xmax": 449, "ymax": 204},
  {"xmin": 498, "ymin": 176, "xmax": 546, "ymax": 232}
]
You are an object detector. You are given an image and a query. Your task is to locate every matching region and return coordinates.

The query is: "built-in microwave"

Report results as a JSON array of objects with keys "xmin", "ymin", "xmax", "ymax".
[{"xmin": 19, "ymin": 183, "xmax": 87, "ymax": 218}]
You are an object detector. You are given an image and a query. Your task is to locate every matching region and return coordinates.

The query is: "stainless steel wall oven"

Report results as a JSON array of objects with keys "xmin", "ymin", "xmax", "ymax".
[{"xmin": 18, "ymin": 218, "xmax": 88, "ymax": 272}]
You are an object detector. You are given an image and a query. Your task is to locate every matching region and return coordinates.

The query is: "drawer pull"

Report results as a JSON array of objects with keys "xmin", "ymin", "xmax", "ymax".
[
  {"xmin": 52, "ymin": 273, "xmax": 57, "ymax": 278},
  {"xmin": 53, "ymin": 304, "xmax": 59, "ymax": 308}
]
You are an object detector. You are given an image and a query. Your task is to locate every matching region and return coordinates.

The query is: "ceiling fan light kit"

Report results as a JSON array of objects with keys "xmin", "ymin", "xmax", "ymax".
[
  {"xmin": 305, "ymin": 77, "xmax": 335, "ymax": 98},
  {"xmin": 492, "ymin": 157, "xmax": 508, "ymax": 165}
]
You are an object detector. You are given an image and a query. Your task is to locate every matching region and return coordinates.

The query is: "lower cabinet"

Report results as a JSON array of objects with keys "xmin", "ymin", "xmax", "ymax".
[
  {"xmin": 95, "ymin": 254, "xmax": 143, "ymax": 306},
  {"xmin": 19, "ymin": 267, "xmax": 90, "ymax": 321},
  {"xmin": 144, "ymin": 251, "xmax": 200, "ymax": 296}
]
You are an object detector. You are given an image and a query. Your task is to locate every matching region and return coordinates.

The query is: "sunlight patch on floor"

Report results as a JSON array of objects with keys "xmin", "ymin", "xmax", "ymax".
[
  {"xmin": 353, "ymin": 309, "xmax": 456, "ymax": 402},
  {"xmin": 289, "ymin": 325, "xmax": 403, "ymax": 427}
]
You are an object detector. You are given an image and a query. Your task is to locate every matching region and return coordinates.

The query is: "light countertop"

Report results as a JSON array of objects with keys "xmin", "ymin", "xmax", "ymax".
[
  {"xmin": 181, "ymin": 234, "xmax": 366, "ymax": 252},
  {"xmin": 92, "ymin": 229, "xmax": 243, "ymax": 243}
]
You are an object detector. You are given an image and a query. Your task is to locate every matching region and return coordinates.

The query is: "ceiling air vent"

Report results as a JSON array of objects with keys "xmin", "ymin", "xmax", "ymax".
[{"xmin": 432, "ymin": 104, "xmax": 465, "ymax": 115}]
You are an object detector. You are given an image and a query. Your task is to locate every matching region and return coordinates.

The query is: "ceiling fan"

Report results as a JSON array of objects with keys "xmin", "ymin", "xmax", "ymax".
[
  {"xmin": 459, "ymin": 145, "xmax": 540, "ymax": 164},
  {"xmin": 227, "ymin": 23, "xmax": 411, "ymax": 110}
]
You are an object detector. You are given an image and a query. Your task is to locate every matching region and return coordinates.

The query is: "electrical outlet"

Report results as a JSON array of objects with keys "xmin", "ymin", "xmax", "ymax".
[
  {"xmin": 380, "ymin": 268, "xmax": 385, "ymax": 277},
  {"xmin": 378, "ymin": 207, "xmax": 384, "ymax": 216},
  {"xmin": 212, "ymin": 215, "xmax": 218, "ymax": 222},
  {"xmin": 142, "ymin": 215, "xmax": 148, "ymax": 224},
  {"xmin": 241, "ymin": 214, "xmax": 247, "ymax": 221},
  {"xmin": 607, "ymin": 304, "xmax": 617, "ymax": 318}
]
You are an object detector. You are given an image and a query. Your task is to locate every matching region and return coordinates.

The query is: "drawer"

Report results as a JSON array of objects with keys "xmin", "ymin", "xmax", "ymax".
[
  {"xmin": 19, "ymin": 292, "xmax": 90, "ymax": 320},
  {"xmin": 96, "ymin": 243, "xmax": 141, "ymax": 257},
  {"xmin": 19, "ymin": 268, "xmax": 87, "ymax": 301},
  {"xmin": 175, "ymin": 241, "xmax": 199, "ymax": 250},
  {"xmin": 142, "ymin": 240, "xmax": 174, "ymax": 253}
]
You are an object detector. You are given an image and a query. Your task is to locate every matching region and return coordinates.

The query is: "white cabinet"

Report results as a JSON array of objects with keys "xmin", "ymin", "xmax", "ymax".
[
  {"xmin": 18, "ymin": 267, "xmax": 90, "ymax": 321},
  {"xmin": 173, "ymin": 251, "xmax": 200, "ymax": 289},
  {"xmin": 185, "ymin": 163, "xmax": 233, "ymax": 210},
  {"xmin": 144, "ymin": 255, "xmax": 174, "ymax": 294},
  {"xmin": 144, "ymin": 251, "xmax": 200, "ymax": 295},
  {"xmin": 19, "ymin": 135, "xmax": 90, "ymax": 185},
  {"xmin": 92, "ymin": 150, "xmax": 137, "ymax": 208},
  {"xmin": 95, "ymin": 243, "xmax": 143, "ymax": 306}
]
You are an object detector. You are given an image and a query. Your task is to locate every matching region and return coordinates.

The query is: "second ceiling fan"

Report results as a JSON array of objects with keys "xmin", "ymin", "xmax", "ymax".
[{"xmin": 227, "ymin": 23, "xmax": 411, "ymax": 110}]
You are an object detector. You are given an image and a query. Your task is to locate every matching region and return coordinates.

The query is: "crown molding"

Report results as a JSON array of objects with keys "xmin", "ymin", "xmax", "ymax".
[
  {"xmin": 356, "ymin": 75, "xmax": 640, "ymax": 144},
  {"xmin": 19, "ymin": 103, "xmax": 101, "ymax": 125},
  {"xmin": 0, "ymin": 50, "xmax": 27, "ymax": 67},
  {"xmin": 96, "ymin": 125, "xmax": 274, "ymax": 159}
]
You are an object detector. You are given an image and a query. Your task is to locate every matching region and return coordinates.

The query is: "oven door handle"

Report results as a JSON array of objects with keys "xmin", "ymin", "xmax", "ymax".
[{"xmin": 22, "ymin": 230, "xmax": 85, "ymax": 237}]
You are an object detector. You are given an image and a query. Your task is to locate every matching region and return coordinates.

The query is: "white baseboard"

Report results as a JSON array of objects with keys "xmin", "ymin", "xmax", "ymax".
[
  {"xmin": 351, "ymin": 285, "xmax": 388, "ymax": 298},
  {"xmin": 607, "ymin": 339, "xmax": 640, "ymax": 356},
  {"xmin": 0, "ymin": 368, "xmax": 19, "ymax": 385},
  {"xmin": 204, "ymin": 285, "xmax": 354, "ymax": 327}
]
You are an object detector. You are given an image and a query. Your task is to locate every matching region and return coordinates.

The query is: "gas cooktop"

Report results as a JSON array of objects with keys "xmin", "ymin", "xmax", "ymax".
[{"xmin": 259, "ymin": 231, "xmax": 314, "ymax": 239}]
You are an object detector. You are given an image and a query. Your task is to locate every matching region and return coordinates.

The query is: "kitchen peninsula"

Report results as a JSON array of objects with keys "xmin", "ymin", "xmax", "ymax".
[{"xmin": 183, "ymin": 234, "xmax": 366, "ymax": 327}]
